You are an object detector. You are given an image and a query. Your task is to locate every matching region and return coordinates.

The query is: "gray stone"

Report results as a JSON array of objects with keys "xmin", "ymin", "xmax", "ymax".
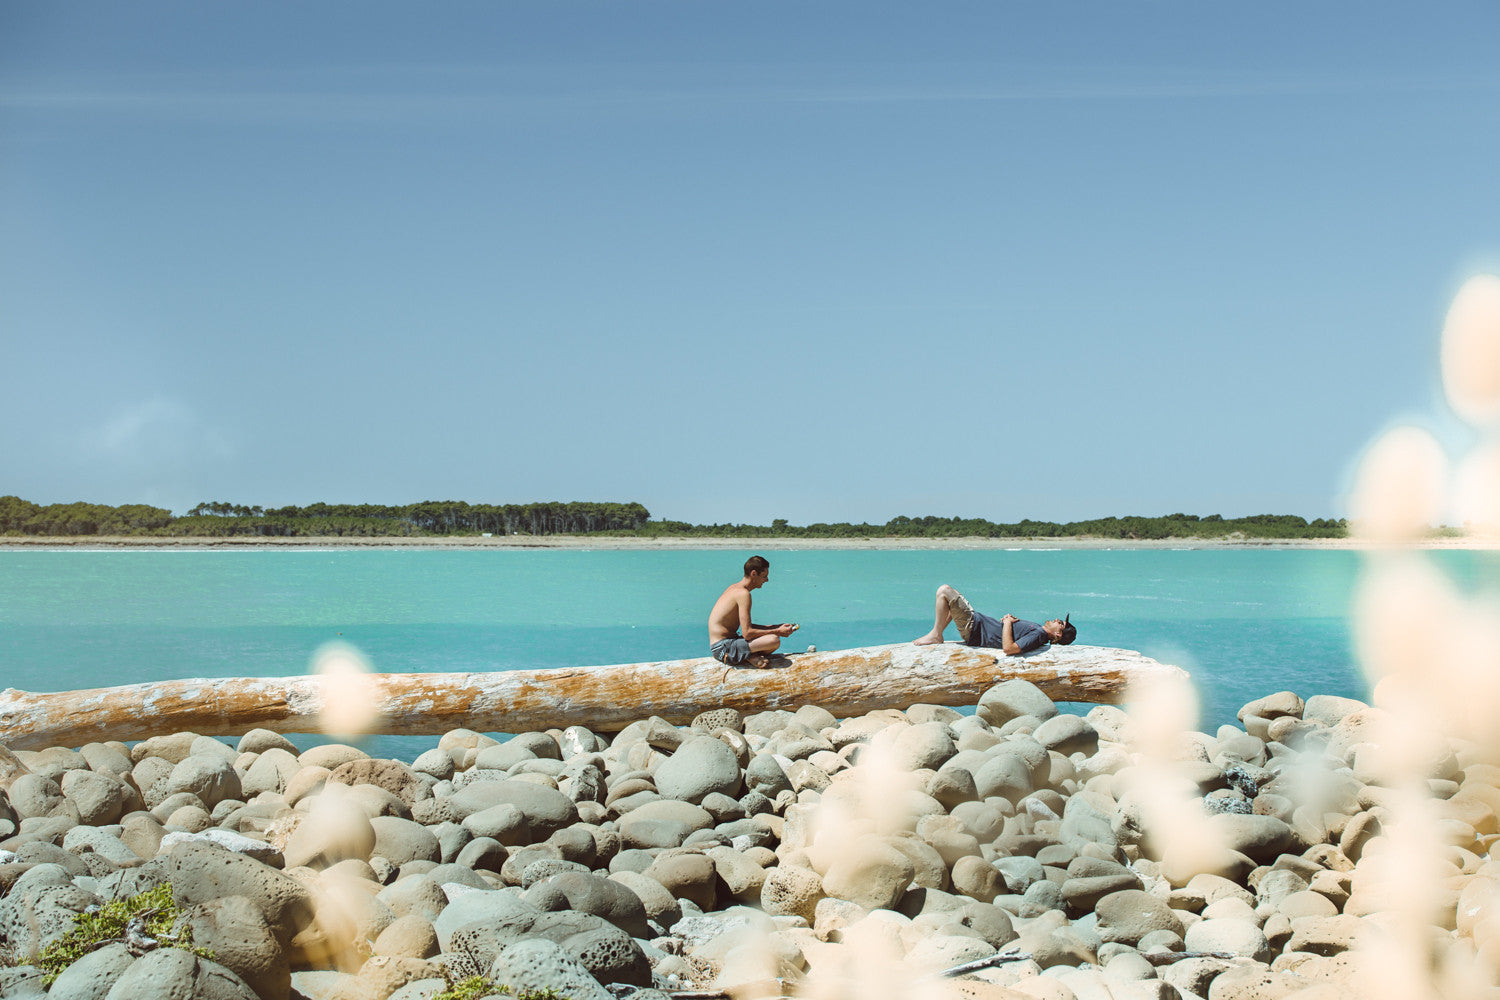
[
  {"xmin": 1095, "ymin": 888, "xmax": 1185, "ymax": 945},
  {"xmin": 691, "ymin": 708, "xmax": 744, "ymax": 734},
  {"xmin": 236, "ymin": 730, "xmax": 300, "ymax": 756},
  {"xmin": 643, "ymin": 853, "xmax": 717, "ymax": 911},
  {"xmin": 389, "ymin": 980, "xmax": 445, "ymax": 1000},
  {"xmin": 431, "ymin": 889, "xmax": 539, "ymax": 950},
  {"xmin": 977, "ymin": 680, "xmax": 1058, "ymax": 728},
  {"xmin": 0, "ymin": 877, "xmax": 98, "ymax": 962},
  {"xmin": 296, "ymin": 744, "xmax": 369, "ymax": 770},
  {"xmin": 182, "ymin": 894, "xmax": 290, "ymax": 1000},
  {"xmin": 821, "ymin": 839, "xmax": 914, "ymax": 911},
  {"xmin": 744, "ymin": 753, "xmax": 793, "ymax": 797},
  {"xmin": 456, "ymin": 835, "xmax": 508, "ymax": 875},
  {"xmin": 165, "ymin": 756, "xmax": 242, "ymax": 811},
  {"xmin": 461, "ymin": 802, "xmax": 530, "ymax": 845},
  {"xmin": 141, "ymin": 839, "xmax": 314, "ymax": 948},
  {"xmin": 1033, "ymin": 715, "xmax": 1100, "ymax": 756},
  {"xmin": 158, "ymin": 829, "xmax": 281, "ymax": 865},
  {"xmin": 892, "ymin": 722, "xmax": 958, "ymax": 771},
  {"xmin": 618, "ymin": 816, "xmax": 690, "ymax": 850},
  {"xmin": 488, "ymin": 939, "xmax": 613, "ymax": 1000},
  {"xmin": 508, "ymin": 732, "xmax": 563, "ymax": 760},
  {"xmin": 8, "ymin": 774, "xmax": 67, "ymax": 821},
  {"xmin": 410, "ymin": 749, "xmax": 455, "ymax": 781},
  {"xmin": 450, "ymin": 779, "xmax": 576, "ymax": 838},
  {"xmin": 653, "ymin": 736, "xmax": 742, "ymax": 804},
  {"xmin": 554, "ymin": 917, "xmax": 652, "ymax": 987},
  {"xmin": 60, "ymin": 771, "xmax": 125, "ymax": 827},
  {"xmin": 560, "ymin": 726, "xmax": 604, "ymax": 757},
  {"xmin": 475, "ymin": 742, "xmax": 538, "ymax": 772},
  {"xmin": 986, "ymin": 852, "xmax": 1040, "ymax": 891},
  {"xmin": 1302, "ymin": 694, "xmax": 1367, "ymax": 728},
  {"xmin": 1208, "ymin": 813, "xmax": 1298, "ymax": 864},
  {"xmin": 378, "ymin": 875, "xmax": 449, "ymax": 923},
  {"xmin": 370, "ymin": 816, "xmax": 441, "ymax": 867},
  {"xmin": 608, "ymin": 870, "xmax": 682, "ymax": 929},
  {"xmin": 972, "ymin": 752, "xmax": 1033, "ymax": 801},
  {"xmin": 950, "ymin": 855, "xmax": 1002, "ymax": 903},
  {"xmin": 101, "ymin": 948, "xmax": 258, "ymax": 1000},
  {"xmin": 1184, "ymin": 916, "xmax": 1271, "ymax": 962},
  {"xmin": 42, "ymin": 942, "xmax": 135, "ymax": 1000},
  {"xmin": 240, "ymin": 750, "xmax": 301, "ymax": 798},
  {"xmin": 522, "ymin": 858, "xmax": 590, "ymax": 887},
  {"xmin": 374, "ymin": 914, "xmax": 440, "ymax": 959},
  {"xmin": 0, "ymin": 966, "xmax": 46, "ymax": 1000}
]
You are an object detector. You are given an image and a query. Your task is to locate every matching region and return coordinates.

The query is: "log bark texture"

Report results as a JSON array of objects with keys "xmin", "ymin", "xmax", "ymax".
[{"xmin": 0, "ymin": 642, "xmax": 1186, "ymax": 751}]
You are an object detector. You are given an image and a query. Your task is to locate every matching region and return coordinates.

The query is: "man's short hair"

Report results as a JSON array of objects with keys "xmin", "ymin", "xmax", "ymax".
[
  {"xmin": 744, "ymin": 555, "xmax": 770, "ymax": 577},
  {"xmin": 1057, "ymin": 616, "xmax": 1077, "ymax": 646}
]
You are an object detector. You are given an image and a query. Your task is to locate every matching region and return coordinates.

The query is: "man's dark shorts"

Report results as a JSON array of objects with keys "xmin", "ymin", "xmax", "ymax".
[{"xmin": 711, "ymin": 635, "xmax": 753, "ymax": 665}]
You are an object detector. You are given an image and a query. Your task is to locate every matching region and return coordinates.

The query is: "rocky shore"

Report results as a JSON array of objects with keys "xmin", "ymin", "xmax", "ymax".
[{"xmin": 0, "ymin": 682, "xmax": 1495, "ymax": 1000}]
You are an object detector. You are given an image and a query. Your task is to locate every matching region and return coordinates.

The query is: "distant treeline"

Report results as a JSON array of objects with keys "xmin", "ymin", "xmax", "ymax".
[
  {"xmin": 1, "ymin": 496, "xmax": 1348, "ymax": 539},
  {"xmin": 0, "ymin": 497, "xmax": 650, "ymax": 537},
  {"xmin": 621, "ymin": 512, "xmax": 1348, "ymax": 540}
]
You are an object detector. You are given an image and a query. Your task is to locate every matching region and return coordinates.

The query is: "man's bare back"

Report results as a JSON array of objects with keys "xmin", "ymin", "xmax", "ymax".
[
  {"xmin": 708, "ymin": 555, "xmax": 797, "ymax": 669},
  {"xmin": 708, "ymin": 581, "xmax": 754, "ymax": 644}
]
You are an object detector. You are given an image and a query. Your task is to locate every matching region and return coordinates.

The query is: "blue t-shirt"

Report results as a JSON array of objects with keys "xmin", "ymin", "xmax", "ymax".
[{"xmin": 968, "ymin": 612, "xmax": 1049, "ymax": 654}]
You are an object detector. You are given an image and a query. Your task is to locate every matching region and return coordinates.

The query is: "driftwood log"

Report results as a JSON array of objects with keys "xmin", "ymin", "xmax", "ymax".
[{"xmin": 0, "ymin": 642, "xmax": 1186, "ymax": 751}]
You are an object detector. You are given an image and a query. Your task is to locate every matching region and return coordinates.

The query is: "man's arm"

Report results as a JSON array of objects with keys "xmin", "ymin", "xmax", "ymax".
[
  {"xmin": 1000, "ymin": 614, "xmax": 1022, "ymax": 656},
  {"xmin": 739, "ymin": 594, "xmax": 794, "ymax": 640}
]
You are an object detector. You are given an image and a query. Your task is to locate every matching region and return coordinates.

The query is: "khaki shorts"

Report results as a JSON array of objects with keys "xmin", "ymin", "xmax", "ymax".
[{"xmin": 947, "ymin": 588, "xmax": 977, "ymax": 643}]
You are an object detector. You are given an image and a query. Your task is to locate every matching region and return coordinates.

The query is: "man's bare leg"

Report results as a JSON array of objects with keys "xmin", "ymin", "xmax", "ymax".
[
  {"xmin": 747, "ymin": 634, "xmax": 780, "ymax": 668},
  {"xmin": 913, "ymin": 585, "xmax": 959, "ymax": 645}
]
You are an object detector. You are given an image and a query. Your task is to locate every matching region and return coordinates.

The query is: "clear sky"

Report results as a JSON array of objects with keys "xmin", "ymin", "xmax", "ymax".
[{"xmin": 4, "ymin": 2, "xmax": 1499, "ymax": 525}]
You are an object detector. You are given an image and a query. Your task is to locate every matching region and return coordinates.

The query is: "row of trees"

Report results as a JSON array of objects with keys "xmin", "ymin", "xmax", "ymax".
[
  {"xmin": 0, "ymin": 496, "xmax": 175, "ymax": 536},
  {"xmin": 623, "ymin": 512, "xmax": 1348, "ymax": 540},
  {"xmin": 170, "ymin": 500, "xmax": 654, "ymax": 537},
  {"xmin": 2, "ymin": 497, "xmax": 652, "ymax": 537},
  {"xmin": 0, "ymin": 495, "xmax": 1348, "ymax": 539}
]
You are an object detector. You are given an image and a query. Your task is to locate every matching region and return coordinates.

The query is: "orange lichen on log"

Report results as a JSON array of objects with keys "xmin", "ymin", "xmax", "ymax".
[{"xmin": 0, "ymin": 642, "xmax": 1186, "ymax": 750}]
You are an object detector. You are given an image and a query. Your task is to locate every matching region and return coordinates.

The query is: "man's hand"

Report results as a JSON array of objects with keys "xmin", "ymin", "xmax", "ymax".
[
  {"xmin": 776, "ymin": 623, "xmax": 798, "ymax": 637},
  {"xmin": 1002, "ymin": 614, "xmax": 1017, "ymax": 624}
]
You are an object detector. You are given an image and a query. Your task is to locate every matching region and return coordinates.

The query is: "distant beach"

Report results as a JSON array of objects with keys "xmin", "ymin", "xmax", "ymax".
[{"xmin": 2, "ymin": 534, "xmax": 1494, "ymax": 550}]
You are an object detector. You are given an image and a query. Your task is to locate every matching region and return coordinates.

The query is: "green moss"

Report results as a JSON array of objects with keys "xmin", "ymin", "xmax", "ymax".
[
  {"xmin": 432, "ymin": 975, "xmax": 574, "ymax": 1000},
  {"xmin": 36, "ymin": 883, "xmax": 214, "ymax": 986}
]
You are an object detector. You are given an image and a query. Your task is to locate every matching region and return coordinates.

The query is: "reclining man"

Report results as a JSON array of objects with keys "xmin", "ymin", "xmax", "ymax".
[
  {"xmin": 912, "ymin": 583, "xmax": 1075, "ymax": 655},
  {"xmin": 708, "ymin": 555, "xmax": 798, "ymax": 669}
]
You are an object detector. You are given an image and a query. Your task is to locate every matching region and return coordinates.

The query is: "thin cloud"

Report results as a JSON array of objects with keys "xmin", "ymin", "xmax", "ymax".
[
  {"xmin": 2, "ymin": 67, "xmax": 1496, "ymax": 125},
  {"xmin": 82, "ymin": 396, "xmax": 233, "ymax": 465}
]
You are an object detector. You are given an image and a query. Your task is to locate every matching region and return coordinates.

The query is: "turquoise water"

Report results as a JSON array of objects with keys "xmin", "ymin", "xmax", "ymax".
[{"xmin": 2, "ymin": 547, "xmax": 1490, "ymax": 760}]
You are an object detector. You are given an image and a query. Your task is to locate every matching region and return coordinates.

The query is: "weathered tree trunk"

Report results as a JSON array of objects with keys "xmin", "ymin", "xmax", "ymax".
[{"xmin": 0, "ymin": 642, "xmax": 1185, "ymax": 751}]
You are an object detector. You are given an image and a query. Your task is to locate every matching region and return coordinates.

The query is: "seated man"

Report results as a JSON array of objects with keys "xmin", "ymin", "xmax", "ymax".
[
  {"xmin": 912, "ymin": 584, "xmax": 1075, "ymax": 655},
  {"xmin": 708, "ymin": 555, "xmax": 798, "ymax": 668}
]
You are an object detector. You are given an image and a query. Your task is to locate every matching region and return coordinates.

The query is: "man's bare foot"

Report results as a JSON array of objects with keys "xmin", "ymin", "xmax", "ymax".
[
  {"xmin": 747, "ymin": 654, "xmax": 771, "ymax": 669},
  {"xmin": 912, "ymin": 634, "xmax": 945, "ymax": 646}
]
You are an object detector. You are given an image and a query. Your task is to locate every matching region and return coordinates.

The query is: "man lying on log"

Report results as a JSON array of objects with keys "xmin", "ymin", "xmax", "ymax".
[
  {"xmin": 913, "ymin": 583, "xmax": 1076, "ymax": 655},
  {"xmin": 708, "ymin": 555, "xmax": 798, "ymax": 669}
]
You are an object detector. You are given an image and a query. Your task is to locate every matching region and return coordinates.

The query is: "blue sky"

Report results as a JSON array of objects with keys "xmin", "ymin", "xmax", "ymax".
[{"xmin": 3, "ymin": 2, "xmax": 1499, "ymax": 525}]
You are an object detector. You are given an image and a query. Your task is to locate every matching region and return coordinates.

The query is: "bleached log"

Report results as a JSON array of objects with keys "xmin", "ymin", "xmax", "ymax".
[{"xmin": 0, "ymin": 642, "xmax": 1186, "ymax": 751}]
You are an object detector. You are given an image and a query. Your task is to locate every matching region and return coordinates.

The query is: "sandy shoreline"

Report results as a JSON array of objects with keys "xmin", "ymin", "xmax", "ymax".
[{"xmin": 2, "ymin": 533, "xmax": 1494, "ymax": 551}]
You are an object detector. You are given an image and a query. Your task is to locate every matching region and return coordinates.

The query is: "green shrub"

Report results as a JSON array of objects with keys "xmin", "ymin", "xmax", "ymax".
[
  {"xmin": 433, "ymin": 975, "xmax": 573, "ymax": 1000},
  {"xmin": 36, "ymin": 884, "xmax": 213, "ymax": 985}
]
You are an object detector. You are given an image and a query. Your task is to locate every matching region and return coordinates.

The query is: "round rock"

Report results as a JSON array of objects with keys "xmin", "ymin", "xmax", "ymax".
[{"xmin": 653, "ymin": 736, "xmax": 743, "ymax": 804}]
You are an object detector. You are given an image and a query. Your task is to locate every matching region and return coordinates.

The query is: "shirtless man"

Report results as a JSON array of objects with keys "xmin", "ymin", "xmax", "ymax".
[
  {"xmin": 708, "ymin": 555, "xmax": 798, "ymax": 669},
  {"xmin": 912, "ymin": 584, "xmax": 1075, "ymax": 655}
]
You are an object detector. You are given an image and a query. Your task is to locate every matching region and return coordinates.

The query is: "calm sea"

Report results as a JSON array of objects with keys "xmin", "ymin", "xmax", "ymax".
[{"xmin": 4, "ymin": 547, "xmax": 1492, "ymax": 760}]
